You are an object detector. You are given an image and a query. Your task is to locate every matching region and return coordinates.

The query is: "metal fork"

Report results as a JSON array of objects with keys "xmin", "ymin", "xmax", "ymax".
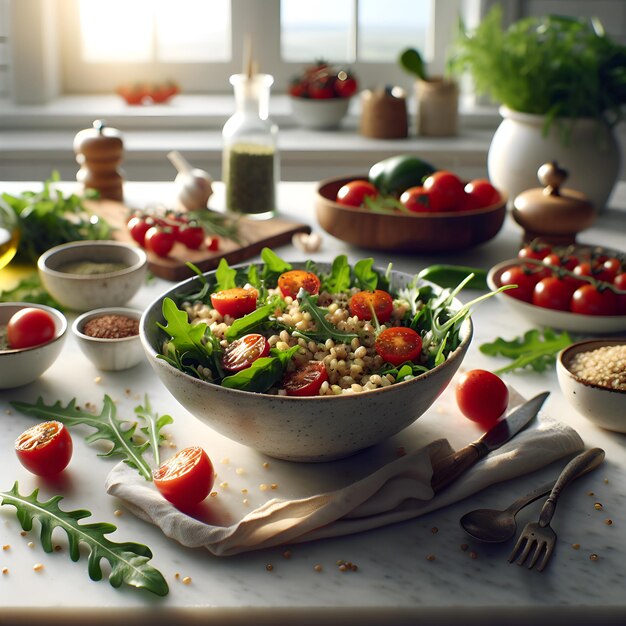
[{"xmin": 508, "ymin": 447, "xmax": 605, "ymax": 571}]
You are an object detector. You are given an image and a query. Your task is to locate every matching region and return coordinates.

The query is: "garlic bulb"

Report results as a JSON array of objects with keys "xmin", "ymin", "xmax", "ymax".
[{"xmin": 167, "ymin": 150, "xmax": 213, "ymax": 211}]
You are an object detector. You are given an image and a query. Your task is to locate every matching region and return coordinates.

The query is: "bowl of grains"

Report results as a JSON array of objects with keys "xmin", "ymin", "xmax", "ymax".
[
  {"xmin": 72, "ymin": 307, "xmax": 144, "ymax": 371},
  {"xmin": 38, "ymin": 240, "xmax": 148, "ymax": 312},
  {"xmin": 557, "ymin": 339, "xmax": 626, "ymax": 434},
  {"xmin": 140, "ymin": 252, "xmax": 473, "ymax": 461},
  {"xmin": 0, "ymin": 302, "xmax": 68, "ymax": 388}
]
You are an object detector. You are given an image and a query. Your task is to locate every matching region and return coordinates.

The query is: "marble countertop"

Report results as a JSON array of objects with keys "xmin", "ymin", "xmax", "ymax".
[{"xmin": 1, "ymin": 181, "xmax": 625, "ymax": 626}]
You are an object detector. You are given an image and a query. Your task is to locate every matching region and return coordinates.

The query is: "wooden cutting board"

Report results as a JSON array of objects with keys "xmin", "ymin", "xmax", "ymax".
[{"xmin": 85, "ymin": 199, "xmax": 311, "ymax": 281}]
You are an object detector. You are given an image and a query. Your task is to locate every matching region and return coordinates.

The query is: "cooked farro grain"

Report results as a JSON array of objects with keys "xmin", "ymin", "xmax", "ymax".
[{"xmin": 568, "ymin": 344, "xmax": 626, "ymax": 391}]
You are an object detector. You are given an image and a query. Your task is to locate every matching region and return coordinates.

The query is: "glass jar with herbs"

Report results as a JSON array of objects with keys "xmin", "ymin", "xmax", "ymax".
[{"xmin": 222, "ymin": 72, "xmax": 278, "ymax": 219}]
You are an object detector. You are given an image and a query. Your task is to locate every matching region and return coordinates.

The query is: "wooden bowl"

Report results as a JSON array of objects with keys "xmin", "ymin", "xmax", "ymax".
[{"xmin": 315, "ymin": 176, "xmax": 507, "ymax": 252}]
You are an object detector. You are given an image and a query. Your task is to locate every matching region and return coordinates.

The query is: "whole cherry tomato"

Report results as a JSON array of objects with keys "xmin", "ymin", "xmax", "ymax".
[
  {"xmin": 336, "ymin": 180, "xmax": 378, "ymax": 208},
  {"xmin": 499, "ymin": 266, "xmax": 539, "ymax": 303},
  {"xmin": 15, "ymin": 421, "xmax": 73, "ymax": 477},
  {"xmin": 518, "ymin": 243, "xmax": 551, "ymax": 261},
  {"xmin": 278, "ymin": 270, "xmax": 321, "ymax": 299},
  {"xmin": 283, "ymin": 361, "xmax": 329, "ymax": 396},
  {"xmin": 177, "ymin": 224, "xmax": 205, "ymax": 250},
  {"xmin": 400, "ymin": 186, "xmax": 434, "ymax": 213},
  {"xmin": 463, "ymin": 179, "xmax": 501, "ymax": 208},
  {"xmin": 144, "ymin": 226, "xmax": 175, "ymax": 257},
  {"xmin": 455, "ymin": 369, "xmax": 509, "ymax": 429},
  {"xmin": 7, "ymin": 307, "xmax": 56, "ymax": 349},
  {"xmin": 349, "ymin": 290, "xmax": 394, "ymax": 323},
  {"xmin": 127, "ymin": 215, "xmax": 154, "ymax": 246},
  {"xmin": 210, "ymin": 288, "xmax": 258, "ymax": 319},
  {"xmin": 374, "ymin": 326, "xmax": 423, "ymax": 366},
  {"xmin": 334, "ymin": 72, "xmax": 358, "ymax": 98},
  {"xmin": 222, "ymin": 334, "xmax": 270, "ymax": 372},
  {"xmin": 570, "ymin": 284, "xmax": 618, "ymax": 316},
  {"xmin": 532, "ymin": 276, "xmax": 574, "ymax": 311},
  {"xmin": 153, "ymin": 446, "xmax": 214, "ymax": 509},
  {"xmin": 603, "ymin": 257, "xmax": 623, "ymax": 277},
  {"xmin": 422, "ymin": 171, "xmax": 465, "ymax": 211},
  {"xmin": 613, "ymin": 272, "xmax": 626, "ymax": 314}
]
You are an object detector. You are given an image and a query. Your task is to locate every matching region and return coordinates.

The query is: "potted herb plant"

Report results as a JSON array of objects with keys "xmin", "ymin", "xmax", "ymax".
[{"xmin": 449, "ymin": 6, "xmax": 626, "ymax": 210}]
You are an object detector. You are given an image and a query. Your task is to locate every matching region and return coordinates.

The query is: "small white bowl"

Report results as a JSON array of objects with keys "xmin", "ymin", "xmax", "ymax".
[
  {"xmin": 72, "ymin": 307, "xmax": 144, "ymax": 371},
  {"xmin": 557, "ymin": 339, "xmax": 626, "ymax": 433},
  {"xmin": 38, "ymin": 240, "xmax": 147, "ymax": 312},
  {"xmin": 0, "ymin": 302, "xmax": 67, "ymax": 389},
  {"xmin": 290, "ymin": 96, "xmax": 351, "ymax": 130}
]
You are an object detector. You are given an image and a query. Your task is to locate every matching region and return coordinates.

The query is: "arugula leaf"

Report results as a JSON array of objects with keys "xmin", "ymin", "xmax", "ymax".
[
  {"xmin": 134, "ymin": 395, "xmax": 173, "ymax": 467},
  {"xmin": 353, "ymin": 258, "xmax": 378, "ymax": 291},
  {"xmin": 479, "ymin": 328, "xmax": 572, "ymax": 374},
  {"xmin": 294, "ymin": 289, "xmax": 359, "ymax": 343},
  {"xmin": 0, "ymin": 483, "xmax": 168, "ymax": 596},
  {"xmin": 260, "ymin": 247, "xmax": 292, "ymax": 285},
  {"xmin": 214, "ymin": 257, "xmax": 237, "ymax": 291},
  {"xmin": 320, "ymin": 255, "xmax": 352, "ymax": 293},
  {"xmin": 221, "ymin": 346, "xmax": 300, "ymax": 392},
  {"xmin": 224, "ymin": 300, "xmax": 283, "ymax": 341},
  {"xmin": 10, "ymin": 396, "xmax": 155, "ymax": 481}
]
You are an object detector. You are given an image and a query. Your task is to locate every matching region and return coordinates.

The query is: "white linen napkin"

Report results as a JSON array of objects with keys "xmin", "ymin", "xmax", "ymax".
[{"xmin": 105, "ymin": 387, "xmax": 584, "ymax": 556}]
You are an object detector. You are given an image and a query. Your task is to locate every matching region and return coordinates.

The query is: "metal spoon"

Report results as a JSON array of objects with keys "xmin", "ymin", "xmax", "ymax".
[{"xmin": 460, "ymin": 449, "xmax": 604, "ymax": 543}]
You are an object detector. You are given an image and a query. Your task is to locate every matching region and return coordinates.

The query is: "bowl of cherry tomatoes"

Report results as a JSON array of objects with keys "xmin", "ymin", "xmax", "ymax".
[
  {"xmin": 289, "ymin": 61, "xmax": 358, "ymax": 130},
  {"xmin": 487, "ymin": 242, "xmax": 626, "ymax": 333},
  {"xmin": 315, "ymin": 168, "xmax": 507, "ymax": 252},
  {"xmin": 0, "ymin": 302, "xmax": 67, "ymax": 389}
]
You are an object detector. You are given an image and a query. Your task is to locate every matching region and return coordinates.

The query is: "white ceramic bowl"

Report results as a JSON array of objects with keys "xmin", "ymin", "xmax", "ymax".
[
  {"xmin": 38, "ymin": 240, "xmax": 147, "ymax": 312},
  {"xmin": 72, "ymin": 307, "xmax": 145, "ymax": 371},
  {"xmin": 139, "ymin": 263, "xmax": 473, "ymax": 462},
  {"xmin": 0, "ymin": 302, "xmax": 67, "ymax": 389},
  {"xmin": 557, "ymin": 339, "xmax": 626, "ymax": 433},
  {"xmin": 290, "ymin": 96, "xmax": 351, "ymax": 130},
  {"xmin": 488, "ymin": 259, "xmax": 626, "ymax": 334}
]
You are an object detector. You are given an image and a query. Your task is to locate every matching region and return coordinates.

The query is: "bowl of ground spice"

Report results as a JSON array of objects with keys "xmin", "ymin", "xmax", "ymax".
[
  {"xmin": 72, "ymin": 307, "xmax": 144, "ymax": 371},
  {"xmin": 557, "ymin": 339, "xmax": 626, "ymax": 434}
]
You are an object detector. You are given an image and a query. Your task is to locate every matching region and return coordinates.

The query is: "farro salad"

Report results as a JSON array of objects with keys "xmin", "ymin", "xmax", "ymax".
[{"xmin": 157, "ymin": 249, "xmax": 493, "ymax": 396}]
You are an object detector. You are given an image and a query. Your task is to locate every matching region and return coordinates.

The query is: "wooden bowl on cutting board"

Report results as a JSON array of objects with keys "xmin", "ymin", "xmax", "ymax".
[{"xmin": 315, "ymin": 176, "xmax": 507, "ymax": 252}]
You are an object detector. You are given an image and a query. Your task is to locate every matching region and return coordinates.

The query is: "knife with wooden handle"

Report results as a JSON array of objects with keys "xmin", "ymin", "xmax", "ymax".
[{"xmin": 431, "ymin": 391, "xmax": 550, "ymax": 493}]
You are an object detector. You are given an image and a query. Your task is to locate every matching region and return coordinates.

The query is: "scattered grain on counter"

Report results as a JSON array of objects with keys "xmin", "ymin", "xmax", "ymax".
[
  {"xmin": 182, "ymin": 576, "xmax": 192, "ymax": 584},
  {"xmin": 572, "ymin": 543, "xmax": 581, "ymax": 550},
  {"xmin": 425, "ymin": 554, "xmax": 436, "ymax": 562},
  {"xmin": 2, "ymin": 544, "xmax": 9, "ymax": 551},
  {"xmin": 33, "ymin": 563, "xmax": 44, "ymax": 572},
  {"xmin": 82, "ymin": 314, "xmax": 139, "ymax": 339},
  {"xmin": 589, "ymin": 553, "xmax": 600, "ymax": 561},
  {"xmin": 2, "ymin": 567, "xmax": 8, "ymax": 574},
  {"xmin": 568, "ymin": 345, "xmax": 626, "ymax": 391},
  {"xmin": 113, "ymin": 509, "xmax": 123, "ymax": 517},
  {"xmin": 265, "ymin": 564, "xmax": 274, "ymax": 572},
  {"xmin": 460, "ymin": 544, "xmax": 469, "ymax": 552},
  {"xmin": 469, "ymin": 551, "xmax": 478, "ymax": 560},
  {"xmin": 313, "ymin": 564, "xmax": 323, "ymax": 572},
  {"xmin": 594, "ymin": 502, "xmax": 603, "ymax": 510},
  {"xmin": 27, "ymin": 541, "xmax": 35, "ymax": 549},
  {"xmin": 605, "ymin": 519, "xmax": 613, "ymax": 525}
]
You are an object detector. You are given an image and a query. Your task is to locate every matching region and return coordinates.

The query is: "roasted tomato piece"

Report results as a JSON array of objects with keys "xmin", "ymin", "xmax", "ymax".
[
  {"xmin": 278, "ymin": 270, "xmax": 321, "ymax": 299},
  {"xmin": 210, "ymin": 287, "xmax": 258, "ymax": 318},
  {"xmin": 15, "ymin": 421, "xmax": 73, "ymax": 477},
  {"xmin": 153, "ymin": 446, "xmax": 214, "ymax": 509},
  {"xmin": 283, "ymin": 361, "xmax": 329, "ymax": 396},
  {"xmin": 349, "ymin": 289, "xmax": 394, "ymax": 323},
  {"xmin": 374, "ymin": 327, "xmax": 422, "ymax": 366},
  {"xmin": 222, "ymin": 333, "xmax": 270, "ymax": 372}
]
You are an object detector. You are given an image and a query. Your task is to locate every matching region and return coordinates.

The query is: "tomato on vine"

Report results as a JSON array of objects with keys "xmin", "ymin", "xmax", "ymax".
[
  {"xmin": 499, "ymin": 266, "xmax": 539, "ymax": 302},
  {"xmin": 570, "ymin": 284, "xmax": 618, "ymax": 316},
  {"xmin": 532, "ymin": 276, "xmax": 574, "ymax": 311}
]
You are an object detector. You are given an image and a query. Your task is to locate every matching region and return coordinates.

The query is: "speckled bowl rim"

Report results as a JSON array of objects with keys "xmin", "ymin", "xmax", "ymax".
[
  {"xmin": 38, "ymin": 240, "xmax": 147, "ymax": 279},
  {"xmin": 72, "ymin": 307, "xmax": 143, "ymax": 345},
  {"xmin": 558, "ymin": 338, "xmax": 626, "ymax": 395},
  {"xmin": 0, "ymin": 302, "xmax": 67, "ymax": 354},
  {"xmin": 140, "ymin": 263, "xmax": 473, "ymax": 403}
]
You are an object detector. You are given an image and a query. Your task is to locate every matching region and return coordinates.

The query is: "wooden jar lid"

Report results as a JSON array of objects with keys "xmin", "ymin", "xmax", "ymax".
[
  {"xmin": 512, "ymin": 161, "xmax": 595, "ymax": 245},
  {"xmin": 74, "ymin": 120, "xmax": 123, "ymax": 160},
  {"xmin": 360, "ymin": 87, "xmax": 408, "ymax": 139}
]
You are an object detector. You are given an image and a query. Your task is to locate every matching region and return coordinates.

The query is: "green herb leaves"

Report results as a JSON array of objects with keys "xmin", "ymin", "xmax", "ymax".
[
  {"xmin": 479, "ymin": 328, "xmax": 572, "ymax": 374},
  {"xmin": 0, "ymin": 483, "xmax": 169, "ymax": 596}
]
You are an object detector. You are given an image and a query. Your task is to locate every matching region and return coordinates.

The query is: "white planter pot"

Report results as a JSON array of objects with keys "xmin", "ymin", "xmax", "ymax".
[{"xmin": 488, "ymin": 106, "xmax": 621, "ymax": 211}]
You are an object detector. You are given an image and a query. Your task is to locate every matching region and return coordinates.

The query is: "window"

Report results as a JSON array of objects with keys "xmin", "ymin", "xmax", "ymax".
[{"xmin": 6, "ymin": 0, "xmax": 460, "ymax": 102}]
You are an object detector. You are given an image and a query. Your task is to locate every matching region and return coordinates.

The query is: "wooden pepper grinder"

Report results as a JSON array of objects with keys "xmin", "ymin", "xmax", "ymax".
[{"xmin": 73, "ymin": 120, "xmax": 124, "ymax": 201}]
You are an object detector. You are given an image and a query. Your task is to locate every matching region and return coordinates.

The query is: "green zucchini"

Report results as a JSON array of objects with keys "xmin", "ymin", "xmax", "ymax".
[
  {"xmin": 368, "ymin": 154, "xmax": 436, "ymax": 196},
  {"xmin": 418, "ymin": 264, "xmax": 489, "ymax": 290}
]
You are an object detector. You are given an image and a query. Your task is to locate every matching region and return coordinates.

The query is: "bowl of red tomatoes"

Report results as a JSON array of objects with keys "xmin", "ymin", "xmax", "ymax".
[
  {"xmin": 0, "ymin": 302, "xmax": 67, "ymax": 389},
  {"xmin": 315, "ymin": 169, "xmax": 507, "ymax": 252},
  {"xmin": 488, "ymin": 242, "xmax": 626, "ymax": 333},
  {"xmin": 289, "ymin": 61, "xmax": 358, "ymax": 130},
  {"xmin": 140, "ymin": 253, "xmax": 473, "ymax": 461}
]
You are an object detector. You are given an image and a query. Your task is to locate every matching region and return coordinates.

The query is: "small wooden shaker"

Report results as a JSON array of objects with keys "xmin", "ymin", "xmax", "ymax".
[{"xmin": 73, "ymin": 120, "xmax": 124, "ymax": 201}]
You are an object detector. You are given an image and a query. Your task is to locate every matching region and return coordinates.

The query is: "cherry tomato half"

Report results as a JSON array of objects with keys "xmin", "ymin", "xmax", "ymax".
[
  {"xmin": 455, "ymin": 369, "xmax": 509, "ymax": 429},
  {"xmin": 463, "ymin": 179, "xmax": 501, "ymax": 208},
  {"xmin": 278, "ymin": 270, "xmax": 321, "ymax": 299},
  {"xmin": 153, "ymin": 446, "xmax": 214, "ymax": 509},
  {"xmin": 570, "ymin": 284, "xmax": 618, "ymax": 316},
  {"xmin": 349, "ymin": 290, "xmax": 394, "ymax": 323},
  {"xmin": 283, "ymin": 361, "xmax": 329, "ymax": 396},
  {"xmin": 7, "ymin": 307, "xmax": 56, "ymax": 349},
  {"xmin": 15, "ymin": 421, "xmax": 73, "ymax": 477},
  {"xmin": 499, "ymin": 266, "xmax": 539, "ymax": 303},
  {"xmin": 374, "ymin": 326, "xmax": 423, "ymax": 366},
  {"xmin": 532, "ymin": 276, "xmax": 574, "ymax": 311},
  {"xmin": 422, "ymin": 171, "xmax": 465, "ymax": 211},
  {"xmin": 211, "ymin": 288, "xmax": 258, "ymax": 319},
  {"xmin": 144, "ymin": 226, "xmax": 175, "ymax": 257},
  {"xmin": 221, "ymin": 333, "xmax": 270, "ymax": 372},
  {"xmin": 336, "ymin": 180, "xmax": 378, "ymax": 208}
]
